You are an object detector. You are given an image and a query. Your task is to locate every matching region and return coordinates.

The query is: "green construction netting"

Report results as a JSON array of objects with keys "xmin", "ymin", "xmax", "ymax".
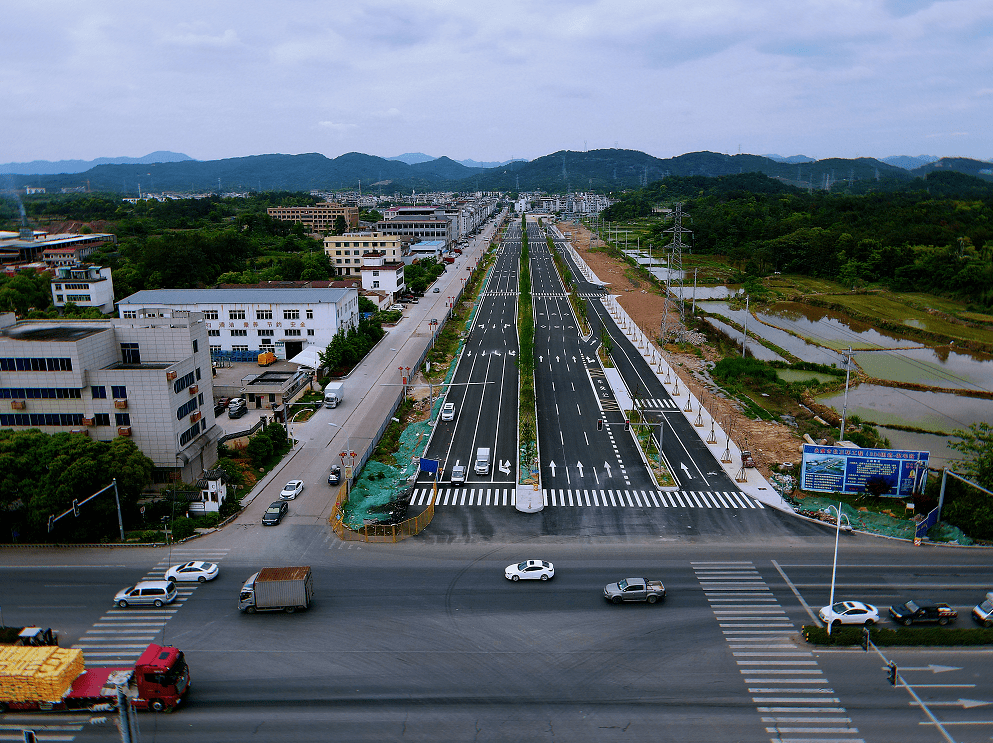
[
  {"xmin": 341, "ymin": 298, "xmax": 485, "ymax": 529},
  {"xmin": 795, "ymin": 495, "xmax": 973, "ymax": 545}
]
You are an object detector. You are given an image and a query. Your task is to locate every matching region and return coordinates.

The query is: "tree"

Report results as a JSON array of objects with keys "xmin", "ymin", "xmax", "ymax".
[
  {"xmin": 332, "ymin": 215, "xmax": 348, "ymax": 235},
  {"xmin": 949, "ymin": 422, "xmax": 993, "ymax": 489}
]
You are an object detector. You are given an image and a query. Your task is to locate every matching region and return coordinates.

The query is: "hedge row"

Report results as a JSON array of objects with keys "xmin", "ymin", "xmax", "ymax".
[{"xmin": 803, "ymin": 624, "xmax": 993, "ymax": 646}]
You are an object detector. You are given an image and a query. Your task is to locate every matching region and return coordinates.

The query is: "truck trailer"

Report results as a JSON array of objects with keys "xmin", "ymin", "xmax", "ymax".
[
  {"xmin": 0, "ymin": 643, "xmax": 188, "ymax": 713},
  {"xmin": 239, "ymin": 566, "xmax": 313, "ymax": 614}
]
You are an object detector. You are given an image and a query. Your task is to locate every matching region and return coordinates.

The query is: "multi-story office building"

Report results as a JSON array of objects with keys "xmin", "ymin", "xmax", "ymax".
[
  {"xmin": 50, "ymin": 264, "xmax": 116, "ymax": 314},
  {"xmin": 266, "ymin": 202, "xmax": 359, "ymax": 233},
  {"xmin": 0, "ymin": 311, "xmax": 218, "ymax": 482},
  {"xmin": 117, "ymin": 287, "xmax": 359, "ymax": 361},
  {"xmin": 324, "ymin": 232, "xmax": 404, "ymax": 277},
  {"xmin": 376, "ymin": 207, "xmax": 453, "ymax": 246}
]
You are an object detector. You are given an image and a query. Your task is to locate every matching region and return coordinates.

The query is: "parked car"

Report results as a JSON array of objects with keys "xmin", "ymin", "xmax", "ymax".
[
  {"xmin": 114, "ymin": 580, "xmax": 178, "ymax": 608},
  {"xmin": 328, "ymin": 465, "xmax": 342, "ymax": 485},
  {"xmin": 217, "ymin": 397, "xmax": 231, "ymax": 408},
  {"xmin": 164, "ymin": 561, "xmax": 219, "ymax": 583},
  {"xmin": 890, "ymin": 599, "xmax": 958, "ymax": 625},
  {"xmin": 818, "ymin": 600, "xmax": 879, "ymax": 627},
  {"xmin": 262, "ymin": 501, "xmax": 288, "ymax": 525},
  {"xmin": 214, "ymin": 402, "xmax": 226, "ymax": 416},
  {"xmin": 972, "ymin": 591, "xmax": 993, "ymax": 627},
  {"xmin": 389, "ymin": 304, "xmax": 404, "ymax": 312},
  {"xmin": 451, "ymin": 465, "xmax": 466, "ymax": 483},
  {"xmin": 280, "ymin": 480, "xmax": 304, "ymax": 500},
  {"xmin": 433, "ymin": 287, "xmax": 441, "ymax": 293},
  {"xmin": 228, "ymin": 405, "xmax": 248, "ymax": 419},
  {"xmin": 441, "ymin": 402, "xmax": 455, "ymax": 421},
  {"xmin": 505, "ymin": 560, "xmax": 554, "ymax": 581}
]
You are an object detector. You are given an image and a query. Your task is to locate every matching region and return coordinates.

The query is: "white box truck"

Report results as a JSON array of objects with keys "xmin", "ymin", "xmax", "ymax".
[
  {"xmin": 324, "ymin": 382, "xmax": 344, "ymax": 408},
  {"xmin": 474, "ymin": 447, "xmax": 491, "ymax": 475},
  {"xmin": 239, "ymin": 566, "xmax": 313, "ymax": 614}
]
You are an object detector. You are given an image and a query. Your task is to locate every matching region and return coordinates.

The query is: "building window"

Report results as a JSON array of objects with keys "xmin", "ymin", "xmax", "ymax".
[
  {"xmin": 228, "ymin": 310, "xmax": 246, "ymax": 320},
  {"xmin": 306, "ymin": 309, "xmax": 313, "ymax": 319},
  {"xmin": 202, "ymin": 310, "xmax": 219, "ymax": 320},
  {"xmin": 284, "ymin": 329, "xmax": 302, "ymax": 337},
  {"xmin": 192, "ymin": 339, "xmax": 198, "ymax": 353},
  {"xmin": 231, "ymin": 329, "xmax": 248, "ymax": 336},
  {"xmin": 115, "ymin": 413, "xmax": 131, "ymax": 426},
  {"xmin": 232, "ymin": 345, "xmax": 249, "ymax": 352},
  {"xmin": 283, "ymin": 310, "xmax": 300, "ymax": 320},
  {"xmin": 179, "ymin": 420, "xmax": 202, "ymax": 447},
  {"xmin": 66, "ymin": 295, "xmax": 91, "ymax": 302},
  {"xmin": 173, "ymin": 370, "xmax": 196, "ymax": 394},
  {"xmin": 0, "ymin": 357, "xmax": 73, "ymax": 372},
  {"xmin": 208, "ymin": 329, "xmax": 220, "ymax": 336},
  {"xmin": 122, "ymin": 310, "xmax": 136, "ymax": 319},
  {"xmin": 307, "ymin": 329, "xmax": 315, "ymax": 336},
  {"xmin": 258, "ymin": 329, "xmax": 274, "ymax": 336},
  {"xmin": 177, "ymin": 398, "xmax": 199, "ymax": 419},
  {"xmin": 257, "ymin": 310, "xmax": 273, "ymax": 320},
  {"xmin": 91, "ymin": 386, "xmax": 107, "ymax": 399},
  {"xmin": 95, "ymin": 413, "xmax": 110, "ymax": 426},
  {"xmin": 112, "ymin": 385, "xmax": 127, "ymax": 399},
  {"xmin": 373, "ymin": 281, "xmax": 380, "ymax": 288}
]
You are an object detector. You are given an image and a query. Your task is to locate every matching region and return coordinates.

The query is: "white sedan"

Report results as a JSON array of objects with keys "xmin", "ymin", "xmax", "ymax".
[
  {"xmin": 505, "ymin": 560, "xmax": 554, "ymax": 581},
  {"xmin": 441, "ymin": 402, "xmax": 455, "ymax": 421},
  {"xmin": 164, "ymin": 561, "xmax": 219, "ymax": 583},
  {"xmin": 280, "ymin": 480, "xmax": 304, "ymax": 500},
  {"xmin": 818, "ymin": 600, "xmax": 879, "ymax": 627}
]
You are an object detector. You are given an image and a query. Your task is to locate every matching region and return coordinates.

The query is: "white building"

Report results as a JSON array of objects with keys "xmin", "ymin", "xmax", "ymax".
[
  {"xmin": 359, "ymin": 252, "xmax": 405, "ymax": 296},
  {"xmin": 117, "ymin": 288, "xmax": 359, "ymax": 362},
  {"xmin": 0, "ymin": 311, "xmax": 219, "ymax": 482},
  {"xmin": 50, "ymin": 264, "xmax": 116, "ymax": 314},
  {"xmin": 324, "ymin": 232, "xmax": 404, "ymax": 277}
]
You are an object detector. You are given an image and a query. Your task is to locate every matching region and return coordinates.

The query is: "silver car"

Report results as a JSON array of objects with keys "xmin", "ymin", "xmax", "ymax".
[{"xmin": 114, "ymin": 580, "xmax": 178, "ymax": 608}]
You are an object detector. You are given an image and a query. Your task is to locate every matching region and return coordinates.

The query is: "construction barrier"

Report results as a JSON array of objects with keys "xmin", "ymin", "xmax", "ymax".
[{"xmin": 329, "ymin": 485, "xmax": 435, "ymax": 543}]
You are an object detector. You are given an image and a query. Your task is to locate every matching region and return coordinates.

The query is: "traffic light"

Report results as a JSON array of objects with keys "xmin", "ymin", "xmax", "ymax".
[
  {"xmin": 887, "ymin": 661, "xmax": 898, "ymax": 685},
  {"xmin": 624, "ymin": 420, "xmax": 630, "ymax": 431},
  {"xmin": 597, "ymin": 419, "xmax": 603, "ymax": 431},
  {"xmin": 861, "ymin": 626, "xmax": 870, "ymax": 651},
  {"xmin": 72, "ymin": 499, "xmax": 79, "ymax": 517}
]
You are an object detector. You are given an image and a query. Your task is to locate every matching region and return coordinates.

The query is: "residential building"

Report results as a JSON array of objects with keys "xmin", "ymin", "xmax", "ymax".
[
  {"xmin": 266, "ymin": 202, "xmax": 359, "ymax": 233},
  {"xmin": 50, "ymin": 264, "xmax": 116, "ymax": 314},
  {"xmin": 0, "ymin": 311, "xmax": 219, "ymax": 483},
  {"xmin": 324, "ymin": 231, "xmax": 404, "ymax": 277},
  {"xmin": 117, "ymin": 287, "xmax": 359, "ymax": 362},
  {"xmin": 359, "ymin": 252, "xmax": 405, "ymax": 296},
  {"xmin": 376, "ymin": 207, "xmax": 453, "ymax": 246}
]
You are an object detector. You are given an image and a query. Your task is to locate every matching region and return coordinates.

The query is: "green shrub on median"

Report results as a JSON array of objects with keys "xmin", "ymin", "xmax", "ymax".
[{"xmin": 803, "ymin": 625, "xmax": 993, "ymax": 647}]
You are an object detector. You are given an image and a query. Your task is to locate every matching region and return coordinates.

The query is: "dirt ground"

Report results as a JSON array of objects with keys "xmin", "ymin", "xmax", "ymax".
[{"xmin": 561, "ymin": 222, "xmax": 802, "ymax": 475}]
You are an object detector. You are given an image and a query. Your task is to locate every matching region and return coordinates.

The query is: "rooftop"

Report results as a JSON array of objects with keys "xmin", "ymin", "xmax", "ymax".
[{"xmin": 119, "ymin": 287, "xmax": 354, "ymax": 305}]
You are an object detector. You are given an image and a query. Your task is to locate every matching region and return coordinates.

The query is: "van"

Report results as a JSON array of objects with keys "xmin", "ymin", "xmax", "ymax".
[
  {"xmin": 114, "ymin": 580, "xmax": 178, "ymax": 609},
  {"xmin": 474, "ymin": 447, "xmax": 491, "ymax": 475}
]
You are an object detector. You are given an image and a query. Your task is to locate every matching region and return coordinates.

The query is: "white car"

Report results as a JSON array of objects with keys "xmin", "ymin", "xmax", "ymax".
[
  {"xmin": 505, "ymin": 560, "xmax": 555, "ymax": 582},
  {"xmin": 818, "ymin": 600, "xmax": 879, "ymax": 627},
  {"xmin": 280, "ymin": 480, "xmax": 304, "ymax": 500},
  {"xmin": 389, "ymin": 304, "xmax": 404, "ymax": 312},
  {"xmin": 441, "ymin": 402, "xmax": 455, "ymax": 421},
  {"xmin": 451, "ymin": 465, "xmax": 466, "ymax": 483},
  {"xmin": 165, "ymin": 561, "xmax": 219, "ymax": 583}
]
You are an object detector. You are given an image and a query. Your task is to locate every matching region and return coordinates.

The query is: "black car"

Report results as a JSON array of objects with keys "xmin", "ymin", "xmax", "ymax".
[
  {"xmin": 328, "ymin": 465, "xmax": 342, "ymax": 485},
  {"xmin": 889, "ymin": 599, "xmax": 958, "ymax": 626},
  {"xmin": 261, "ymin": 501, "xmax": 288, "ymax": 525},
  {"xmin": 228, "ymin": 404, "xmax": 248, "ymax": 419},
  {"xmin": 214, "ymin": 402, "xmax": 226, "ymax": 416}
]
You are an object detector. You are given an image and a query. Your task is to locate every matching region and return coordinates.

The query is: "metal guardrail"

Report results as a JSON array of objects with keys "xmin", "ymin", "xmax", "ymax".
[{"xmin": 217, "ymin": 417, "xmax": 266, "ymax": 445}]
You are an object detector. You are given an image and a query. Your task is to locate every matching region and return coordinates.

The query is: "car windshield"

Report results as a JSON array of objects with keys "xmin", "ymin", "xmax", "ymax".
[
  {"xmin": 266, "ymin": 506, "xmax": 282, "ymax": 513},
  {"xmin": 831, "ymin": 603, "xmax": 848, "ymax": 613},
  {"xmin": 617, "ymin": 579, "xmax": 628, "ymax": 590},
  {"xmin": 905, "ymin": 600, "xmax": 920, "ymax": 612},
  {"xmin": 517, "ymin": 561, "xmax": 528, "ymax": 570},
  {"xmin": 981, "ymin": 601, "xmax": 993, "ymax": 612}
]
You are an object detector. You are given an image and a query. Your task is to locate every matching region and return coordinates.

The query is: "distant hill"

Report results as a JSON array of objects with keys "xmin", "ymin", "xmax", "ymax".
[
  {"xmin": 387, "ymin": 152, "xmax": 436, "ymax": 165},
  {"xmin": 387, "ymin": 153, "xmax": 526, "ymax": 169},
  {"xmin": 0, "ymin": 151, "xmax": 194, "ymax": 175},
  {"xmin": 912, "ymin": 156, "xmax": 993, "ymax": 180},
  {"xmin": 882, "ymin": 155, "xmax": 939, "ymax": 170},
  {"xmin": 762, "ymin": 154, "xmax": 816, "ymax": 164}
]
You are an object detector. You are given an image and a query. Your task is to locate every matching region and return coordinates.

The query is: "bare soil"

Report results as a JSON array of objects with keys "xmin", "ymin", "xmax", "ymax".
[{"xmin": 561, "ymin": 222, "xmax": 803, "ymax": 475}]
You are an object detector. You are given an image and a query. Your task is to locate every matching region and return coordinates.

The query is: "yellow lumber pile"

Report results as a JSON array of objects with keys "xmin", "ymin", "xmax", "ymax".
[{"xmin": 0, "ymin": 646, "xmax": 84, "ymax": 702}]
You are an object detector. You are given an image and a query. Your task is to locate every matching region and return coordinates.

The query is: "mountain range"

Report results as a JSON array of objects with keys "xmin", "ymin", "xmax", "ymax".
[
  {"xmin": 3, "ymin": 149, "xmax": 991, "ymax": 194},
  {"xmin": 387, "ymin": 152, "xmax": 525, "ymax": 169},
  {"xmin": 0, "ymin": 151, "xmax": 194, "ymax": 175}
]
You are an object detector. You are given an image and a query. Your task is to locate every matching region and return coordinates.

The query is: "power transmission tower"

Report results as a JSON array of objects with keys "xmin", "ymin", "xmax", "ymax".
[{"xmin": 660, "ymin": 202, "xmax": 692, "ymax": 345}]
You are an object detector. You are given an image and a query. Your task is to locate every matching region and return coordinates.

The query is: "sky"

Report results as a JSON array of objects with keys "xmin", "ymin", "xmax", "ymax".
[{"xmin": 3, "ymin": 0, "xmax": 992, "ymax": 165}]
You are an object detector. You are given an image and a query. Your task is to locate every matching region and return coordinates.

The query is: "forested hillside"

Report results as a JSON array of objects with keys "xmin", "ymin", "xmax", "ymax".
[{"xmin": 602, "ymin": 172, "xmax": 993, "ymax": 306}]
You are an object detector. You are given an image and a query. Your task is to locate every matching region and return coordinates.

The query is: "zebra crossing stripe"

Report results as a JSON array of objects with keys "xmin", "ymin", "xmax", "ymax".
[{"xmin": 408, "ymin": 486, "xmax": 761, "ymax": 509}]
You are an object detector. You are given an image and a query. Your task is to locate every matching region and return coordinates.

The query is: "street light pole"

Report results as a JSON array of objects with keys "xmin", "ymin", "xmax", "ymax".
[{"xmin": 827, "ymin": 500, "xmax": 843, "ymax": 635}]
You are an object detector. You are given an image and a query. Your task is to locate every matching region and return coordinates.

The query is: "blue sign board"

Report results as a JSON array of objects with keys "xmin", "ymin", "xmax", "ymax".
[
  {"xmin": 418, "ymin": 458, "xmax": 439, "ymax": 476},
  {"xmin": 800, "ymin": 444, "xmax": 929, "ymax": 497}
]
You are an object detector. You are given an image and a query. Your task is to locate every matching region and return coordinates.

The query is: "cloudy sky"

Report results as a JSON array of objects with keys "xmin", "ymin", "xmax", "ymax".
[{"xmin": 3, "ymin": 0, "xmax": 991, "ymax": 164}]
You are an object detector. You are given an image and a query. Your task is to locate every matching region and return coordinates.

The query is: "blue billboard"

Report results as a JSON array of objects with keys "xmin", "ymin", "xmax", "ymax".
[{"xmin": 800, "ymin": 444, "xmax": 929, "ymax": 497}]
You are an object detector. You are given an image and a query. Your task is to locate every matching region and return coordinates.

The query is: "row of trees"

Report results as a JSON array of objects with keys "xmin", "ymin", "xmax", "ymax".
[
  {"xmin": 602, "ymin": 171, "xmax": 993, "ymax": 306},
  {"xmin": 319, "ymin": 319, "xmax": 386, "ymax": 376}
]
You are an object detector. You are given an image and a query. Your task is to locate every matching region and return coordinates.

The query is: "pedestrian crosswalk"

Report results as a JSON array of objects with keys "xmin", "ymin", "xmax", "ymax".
[
  {"xmin": 0, "ymin": 713, "xmax": 89, "ymax": 741},
  {"xmin": 71, "ymin": 548, "xmax": 229, "ymax": 668},
  {"xmin": 409, "ymin": 487, "xmax": 763, "ymax": 509},
  {"xmin": 633, "ymin": 397, "xmax": 682, "ymax": 410}
]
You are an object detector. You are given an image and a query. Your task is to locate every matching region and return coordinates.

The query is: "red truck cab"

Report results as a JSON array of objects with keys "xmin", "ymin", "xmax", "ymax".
[{"xmin": 132, "ymin": 644, "xmax": 189, "ymax": 711}]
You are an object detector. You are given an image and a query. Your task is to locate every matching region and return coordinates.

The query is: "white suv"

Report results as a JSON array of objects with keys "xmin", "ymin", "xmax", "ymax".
[
  {"xmin": 114, "ymin": 580, "xmax": 178, "ymax": 608},
  {"xmin": 441, "ymin": 402, "xmax": 455, "ymax": 421}
]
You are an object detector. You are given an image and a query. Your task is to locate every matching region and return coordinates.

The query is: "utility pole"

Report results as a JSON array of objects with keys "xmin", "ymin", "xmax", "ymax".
[
  {"xmin": 741, "ymin": 295, "xmax": 749, "ymax": 357},
  {"xmin": 839, "ymin": 347, "xmax": 853, "ymax": 440}
]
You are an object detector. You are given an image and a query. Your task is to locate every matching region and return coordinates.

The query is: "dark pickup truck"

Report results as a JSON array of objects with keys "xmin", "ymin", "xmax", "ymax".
[
  {"xmin": 889, "ymin": 599, "xmax": 958, "ymax": 626},
  {"xmin": 603, "ymin": 577, "xmax": 666, "ymax": 604}
]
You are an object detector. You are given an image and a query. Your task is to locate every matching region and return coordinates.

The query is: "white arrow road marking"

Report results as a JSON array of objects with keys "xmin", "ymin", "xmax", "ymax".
[
  {"xmin": 604, "ymin": 462, "xmax": 612, "ymax": 478},
  {"xmin": 680, "ymin": 462, "xmax": 693, "ymax": 479},
  {"xmin": 499, "ymin": 460, "xmax": 511, "ymax": 475},
  {"xmin": 576, "ymin": 461, "xmax": 584, "ymax": 477},
  {"xmin": 913, "ymin": 699, "xmax": 991, "ymax": 709},
  {"xmin": 539, "ymin": 355, "xmax": 543, "ymax": 362},
  {"xmin": 899, "ymin": 665, "xmax": 963, "ymax": 673},
  {"xmin": 549, "ymin": 461, "xmax": 557, "ymax": 476},
  {"xmin": 509, "ymin": 351, "xmax": 516, "ymax": 356},
  {"xmin": 556, "ymin": 355, "xmax": 560, "ymax": 362}
]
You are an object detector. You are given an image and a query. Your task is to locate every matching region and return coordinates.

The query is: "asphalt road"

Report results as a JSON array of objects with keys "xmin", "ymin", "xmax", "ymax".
[{"xmin": 2, "ymin": 535, "xmax": 990, "ymax": 743}]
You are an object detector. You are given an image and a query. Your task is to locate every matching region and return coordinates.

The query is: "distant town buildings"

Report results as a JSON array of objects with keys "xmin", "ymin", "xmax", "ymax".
[
  {"xmin": 324, "ymin": 232, "xmax": 404, "ymax": 277},
  {"xmin": 266, "ymin": 202, "xmax": 359, "ymax": 233},
  {"xmin": 0, "ymin": 229, "xmax": 116, "ymax": 266}
]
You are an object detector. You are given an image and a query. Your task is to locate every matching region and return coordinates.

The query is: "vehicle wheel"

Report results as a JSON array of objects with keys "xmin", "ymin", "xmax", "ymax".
[
  {"xmin": 0, "ymin": 701, "xmax": 8, "ymax": 714},
  {"xmin": 511, "ymin": 575, "xmax": 519, "ymax": 582},
  {"xmin": 285, "ymin": 606, "xmax": 296, "ymax": 614},
  {"xmin": 864, "ymin": 619, "xmax": 875, "ymax": 626},
  {"xmin": 612, "ymin": 596, "xmax": 623, "ymax": 605},
  {"xmin": 830, "ymin": 620, "xmax": 841, "ymax": 631},
  {"xmin": 245, "ymin": 606, "xmax": 256, "ymax": 614},
  {"xmin": 153, "ymin": 599, "xmax": 164, "ymax": 608},
  {"xmin": 647, "ymin": 595, "xmax": 657, "ymax": 604},
  {"xmin": 901, "ymin": 618, "xmax": 911, "ymax": 626},
  {"xmin": 198, "ymin": 576, "xmax": 206, "ymax": 583},
  {"xmin": 540, "ymin": 574, "xmax": 549, "ymax": 581},
  {"xmin": 118, "ymin": 600, "xmax": 128, "ymax": 609},
  {"xmin": 149, "ymin": 699, "xmax": 165, "ymax": 712},
  {"xmin": 938, "ymin": 617, "xmax": 948, "ymax": 626}
]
